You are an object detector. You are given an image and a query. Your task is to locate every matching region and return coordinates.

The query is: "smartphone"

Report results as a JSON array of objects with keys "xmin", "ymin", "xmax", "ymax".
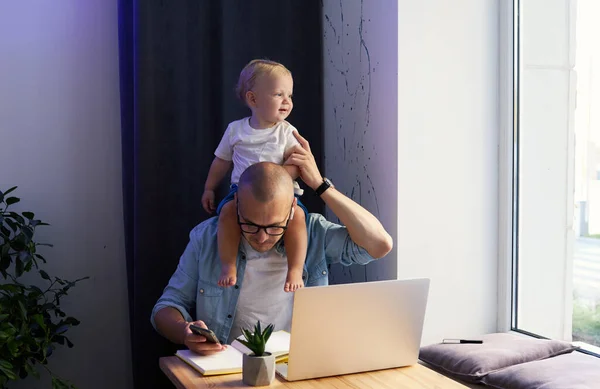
[{"xmin": 189, "ymin": 324, "xmax": 220, "ymax": 343}]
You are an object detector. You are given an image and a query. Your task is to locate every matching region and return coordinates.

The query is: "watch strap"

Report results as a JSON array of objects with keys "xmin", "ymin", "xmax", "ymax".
[{"xmin": 315, "ymin": 178, "xmax": 332, "ymax": 196}]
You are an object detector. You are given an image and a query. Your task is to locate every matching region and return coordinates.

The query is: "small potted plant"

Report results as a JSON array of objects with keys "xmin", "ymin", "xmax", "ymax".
[{"xmin": 238, "ymin": 321, "xmax": 275, "ymax": 386}]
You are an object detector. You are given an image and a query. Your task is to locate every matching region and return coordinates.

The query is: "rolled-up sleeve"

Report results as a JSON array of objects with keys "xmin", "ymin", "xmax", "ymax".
[
  {"xmin": 150, "ymin": 237, "xmax": 200, "ymax": 331},
  {"xmin": 316, "ymin": 215, "xmax": 376, "ymax": 266}
]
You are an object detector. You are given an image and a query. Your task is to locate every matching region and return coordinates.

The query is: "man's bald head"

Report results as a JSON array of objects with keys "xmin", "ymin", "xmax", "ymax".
[
  {"xmin": 238, "ymin": 162, "xmax": 294, "ymax": 203},
  {"xmin": 236, "ymin": 163, "xmax": 296, "ymax": 253}
]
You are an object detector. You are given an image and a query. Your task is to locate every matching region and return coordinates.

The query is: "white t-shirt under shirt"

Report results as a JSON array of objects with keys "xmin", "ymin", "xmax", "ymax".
[
  {"xmin": 214, "ymin": 118, "xmax": 302, "ymax": 191},
  {"xmin": 228, "ymin": 238, "xmax": 294, "ymax": 344}
]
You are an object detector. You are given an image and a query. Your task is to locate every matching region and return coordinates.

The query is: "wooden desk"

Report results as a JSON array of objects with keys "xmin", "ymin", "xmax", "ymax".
[{"xmin": 159, "ymin": 356, "xmax": 469, "ymax": 388}]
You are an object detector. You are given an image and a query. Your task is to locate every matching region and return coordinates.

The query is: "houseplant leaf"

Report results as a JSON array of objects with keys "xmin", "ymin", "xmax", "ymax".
[{"xmin": 0, "ymin": 187, "xmax": 87, "ymax": 387}]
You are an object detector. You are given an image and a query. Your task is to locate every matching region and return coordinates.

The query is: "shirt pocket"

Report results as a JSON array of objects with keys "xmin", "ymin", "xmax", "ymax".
[
  {"xmin": 196, "ymin": 280, "xmax": 223, "ymax": 330},
  {"xmin": 259, "ymin": 142, "xmax": 285, "ymax": 163},
  {"xmin": 306, "ymin": 261, "xmax": 329, "ymax": 287}
]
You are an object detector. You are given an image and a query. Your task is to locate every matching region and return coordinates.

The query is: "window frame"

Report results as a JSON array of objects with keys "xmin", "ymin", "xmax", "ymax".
[
  {"xmin": 497, "ymin": 0, "xmax": 518, "ymax": 334},
  {"xmin": 500, "ymin": 0, "xmax": 600, "ymax": 358}
]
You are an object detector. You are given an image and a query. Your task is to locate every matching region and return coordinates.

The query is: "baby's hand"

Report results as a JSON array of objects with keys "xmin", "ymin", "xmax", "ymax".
[{"xmin": 202, "ymin": 190, "xmax": 216, "ymax": 214}]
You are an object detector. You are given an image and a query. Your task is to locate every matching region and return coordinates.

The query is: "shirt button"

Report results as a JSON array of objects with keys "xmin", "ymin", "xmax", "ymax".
[
  {"xmin": 241, "ymin": 254, "xmax": 246, "ymax": 260},
  {"xmin": 234, "ymin": 285, "xmax": 239, "ymax": 289},
  {"xmin": 199, "ymin": 289, "xmax": 204, "ymax": 294},
  {"xmin": 227, "ymin": 314, "xmax": 232, "ymax": 319},
  {"xmin": 322, "ymin": 271, "xmax": 327, "ymax": 275}
]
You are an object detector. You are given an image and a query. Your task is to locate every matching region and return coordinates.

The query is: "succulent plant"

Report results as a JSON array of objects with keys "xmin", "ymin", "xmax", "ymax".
[{"xmin": 237, "ymin": 321, "xmax": 274, "ymax": 357}]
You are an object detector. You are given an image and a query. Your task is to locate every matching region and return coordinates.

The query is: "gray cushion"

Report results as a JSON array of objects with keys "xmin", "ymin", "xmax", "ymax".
[
  {"xmin": 482, "ymin": 351, "xmax": 600, "ymax": 389},
  {"xmin": 419, "ymin": 333, "xmax": 577, "ymax": 383}
]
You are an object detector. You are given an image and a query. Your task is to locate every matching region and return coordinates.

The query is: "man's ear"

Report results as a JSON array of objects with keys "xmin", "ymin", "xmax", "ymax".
[
  {"xmin": 289, "ymin": 198, "xmax": 297, "ymax": 220},
  {"xmin": 245, "ymin": 91, "xmax": 257, "ymax": 107}
]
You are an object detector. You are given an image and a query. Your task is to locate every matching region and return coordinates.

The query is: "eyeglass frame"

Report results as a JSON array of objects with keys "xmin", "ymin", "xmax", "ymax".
[{"xmin": 236, "ymin": 196, "xmax": 294, "ymax": 236}]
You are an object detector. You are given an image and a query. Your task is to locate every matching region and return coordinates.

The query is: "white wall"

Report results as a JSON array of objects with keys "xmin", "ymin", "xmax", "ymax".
[
  {"xmin": 323, "ymin": 0, "xmax": 499, "ymax": 344},
  {"xmin": 0, "ymin": 1, "xmax": 132, "ymax": 388},
  {"xmin": 396, "ymin": 1, "xmax": 499, "ymax": 345}
]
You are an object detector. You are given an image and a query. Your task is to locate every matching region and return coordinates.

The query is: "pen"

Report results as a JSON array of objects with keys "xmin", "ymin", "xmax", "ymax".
[{"xmin": 442, "ymin": 339, "xmax": 483, "ymax": 344}]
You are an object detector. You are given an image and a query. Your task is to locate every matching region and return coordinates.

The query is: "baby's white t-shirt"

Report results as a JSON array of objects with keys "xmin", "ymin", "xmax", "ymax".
[{"xmin": 214, "ymin": 117, "xmax": 301, "ymax": 185}]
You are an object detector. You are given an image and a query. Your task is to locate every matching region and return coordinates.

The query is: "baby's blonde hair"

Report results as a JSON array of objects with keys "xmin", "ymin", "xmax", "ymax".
[{"xmin": 236, "ymin": 59, "xmax": 292, "ymax": 104}]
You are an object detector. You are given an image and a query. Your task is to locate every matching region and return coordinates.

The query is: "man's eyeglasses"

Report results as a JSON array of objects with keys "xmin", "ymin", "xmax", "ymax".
[{"xmin": 236, "ymin": 197, "xmax": 293, "ymax": 236}]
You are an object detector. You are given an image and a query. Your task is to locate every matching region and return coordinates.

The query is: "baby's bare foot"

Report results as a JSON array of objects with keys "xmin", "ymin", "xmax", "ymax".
[
  {"xmin": 284, "ymin": 269, "xmax": 304, "ymax": 292},
  {"xmin": 218, "ymin": 265, "xmax": 237, "ymax": 287}
]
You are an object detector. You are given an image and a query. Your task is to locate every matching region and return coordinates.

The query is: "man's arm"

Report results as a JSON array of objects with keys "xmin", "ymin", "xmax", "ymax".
[
  {"xmin": 150, "ymin": 231, "xmax": 226, "ymax": 355},
  {"xmin": 284, "ymin": 131, "xmax": 393, "ymax": 259},
  {"xmin": 154, "ymin": 307, "xmax": 226, "ymax": 355},
  {"xmin": 319, "ymin": 188, "xmax": 392, "ymax": 258},
  {"xmin": 154, "ymin": 307, "xmax": 191, "ymax": 344}
]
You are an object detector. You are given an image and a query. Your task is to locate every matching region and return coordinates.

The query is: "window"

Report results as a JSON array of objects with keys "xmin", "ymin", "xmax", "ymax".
[{"xmin": 512, "ymin": 0, "xmax": 600, "ymax": 350}]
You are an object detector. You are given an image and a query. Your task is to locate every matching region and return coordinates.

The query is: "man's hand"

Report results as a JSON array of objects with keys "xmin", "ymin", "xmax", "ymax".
[
  {"xmin": 284, "ymin": 131, "xmax": 323, "ymax": 190},
  {"xmin": 202, "ymin": 190, "xmax": 216, "ymax": 214},
  {"xmin": 283, "ymin": 132, "xmax": 393, "ymax": 258},
  {"xmin": 183, "ymin": 320, "xmax": 227, "ymax": 356}
]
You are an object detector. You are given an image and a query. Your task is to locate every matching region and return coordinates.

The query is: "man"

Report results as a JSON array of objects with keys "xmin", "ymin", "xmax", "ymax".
[{"xmin": 151, "ymin": 132, "xmax": 393, "ymax": 355}]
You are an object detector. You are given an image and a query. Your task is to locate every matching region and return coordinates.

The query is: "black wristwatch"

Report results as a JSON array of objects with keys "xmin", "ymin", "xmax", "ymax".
[{"xmin": 315, "ymin": 177, "xmax": 334, "ymax": 196}]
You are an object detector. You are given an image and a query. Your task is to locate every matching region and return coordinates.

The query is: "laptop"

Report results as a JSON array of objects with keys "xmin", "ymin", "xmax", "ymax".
[{"xmin": 276, "ymin": 278, "xmax": 430, "ymax": 381}]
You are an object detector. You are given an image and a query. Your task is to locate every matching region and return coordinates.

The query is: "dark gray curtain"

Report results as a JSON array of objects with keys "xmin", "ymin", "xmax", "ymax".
[{"xmin": 118, "ymin": 1, "xmax": 323, "ymax": 388}]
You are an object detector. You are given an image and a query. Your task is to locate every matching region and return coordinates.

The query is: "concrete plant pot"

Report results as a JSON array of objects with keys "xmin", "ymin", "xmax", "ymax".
[{"xmin": 242, "ymin": 352, "xmax": 275, "ymax": 386}]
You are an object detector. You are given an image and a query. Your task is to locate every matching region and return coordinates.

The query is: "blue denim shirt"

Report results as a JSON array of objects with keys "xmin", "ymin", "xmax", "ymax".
[{"xmin": 150, "ymin": 213, "xmax": 376, "ymax": 344}]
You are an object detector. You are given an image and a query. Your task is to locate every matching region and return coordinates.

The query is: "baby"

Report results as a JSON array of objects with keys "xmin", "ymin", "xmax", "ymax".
[{"xmin": 202, "ymin": 59, "xmax": 307, "ymax": 293}]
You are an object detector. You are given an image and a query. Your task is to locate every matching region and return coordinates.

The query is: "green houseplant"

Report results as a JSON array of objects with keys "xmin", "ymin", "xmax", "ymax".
[
  {"xmin": 0, "ymin": 187, "xmax": 88, "ymax": 389},
  {"xmin": 238, "ymin": 321, "xmax": 276, "ymax": 386}
]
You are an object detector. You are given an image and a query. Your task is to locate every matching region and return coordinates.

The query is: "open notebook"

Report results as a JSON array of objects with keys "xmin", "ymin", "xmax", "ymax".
[{"xmin": 175, "ymin": 330, "xmax": 290, "ymax": 376}]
